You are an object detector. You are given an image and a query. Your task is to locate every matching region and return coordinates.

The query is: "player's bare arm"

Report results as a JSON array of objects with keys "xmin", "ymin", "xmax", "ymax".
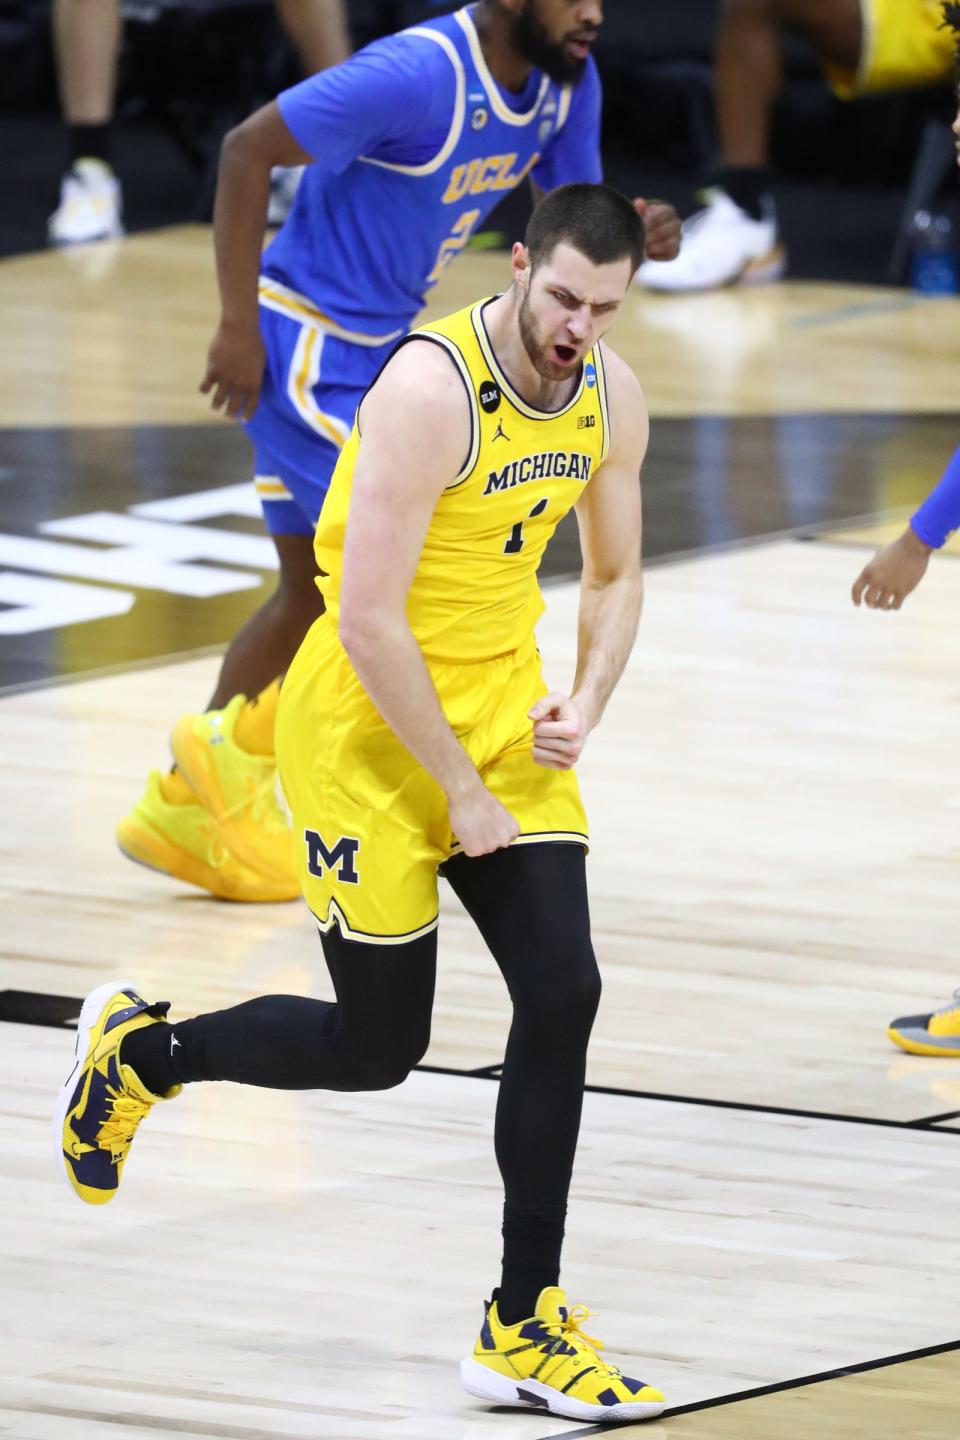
[
  {"xmin": 339, "ymin": 343, "xmax": 520, "ymax": 857},
  {"xmin": 200, "ymin": 103, "xmax": 313, "ymax": 421},
  {"xmin": 530, "ymin": 346, "xmax": 647, "ymax": 771}
]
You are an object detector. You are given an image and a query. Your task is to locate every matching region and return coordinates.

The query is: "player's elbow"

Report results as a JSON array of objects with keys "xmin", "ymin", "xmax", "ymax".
[
  {"xmin": 337, "ymin": 603, "xmax": 384, "ymax": 660},
  {"xmin": 220, "ymin": 113, "xmax": 274, "ymax": 173}
]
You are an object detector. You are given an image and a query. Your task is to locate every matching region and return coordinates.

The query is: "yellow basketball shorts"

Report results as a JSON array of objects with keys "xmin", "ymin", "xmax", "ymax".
[
  {"xmin": 825, "ymin": 0, "xmax": 955, "ymax": 98},
  {"xmin": 275, "ymin": 615, "xmax": 589, "ymax": 944}
]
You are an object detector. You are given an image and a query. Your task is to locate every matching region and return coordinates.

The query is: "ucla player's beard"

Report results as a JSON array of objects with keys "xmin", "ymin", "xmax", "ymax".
[
  {"xmin": 511, "ymin": 1, "xmax": 592, "ymax": 85},
  {"xmin": 518, "ymin": 290, "xmax": 580, "ymax": 384}
]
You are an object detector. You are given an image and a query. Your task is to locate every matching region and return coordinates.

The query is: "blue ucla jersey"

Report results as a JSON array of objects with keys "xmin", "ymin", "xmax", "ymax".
[{"xmin": 263, "ymin": 3, "xmax": 602, "ymax": 337}]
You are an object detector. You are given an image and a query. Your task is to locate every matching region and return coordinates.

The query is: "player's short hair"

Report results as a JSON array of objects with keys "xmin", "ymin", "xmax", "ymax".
[{"xmin": 524, "ymin": 183, "xmax": 646, "ymax": 276}]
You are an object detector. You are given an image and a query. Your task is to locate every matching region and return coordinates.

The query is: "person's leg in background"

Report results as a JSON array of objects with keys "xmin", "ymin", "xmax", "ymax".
[
  {"xmin": 116, "ymin": 505, "xmax": 325, "ymax": 903},
  {"xmin": 49, "ymin": 0, "xmax": 125, "ymax": 244},
  {"xmin": 116, "ymin": 310, "xmax": 369, "ymax": 902},
  {"xmin": 636, "ymin": 0, "xmax": 863, "ymax": 291},
  {"xmin": 274, "ymin": 0, "xmax": 350, "ymax": 75}
]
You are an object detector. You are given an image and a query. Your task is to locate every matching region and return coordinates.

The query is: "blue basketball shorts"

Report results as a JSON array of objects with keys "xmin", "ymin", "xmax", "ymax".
[{"xmin": 244, "ymin": 277, "xmax": 405, "ymax": 536}]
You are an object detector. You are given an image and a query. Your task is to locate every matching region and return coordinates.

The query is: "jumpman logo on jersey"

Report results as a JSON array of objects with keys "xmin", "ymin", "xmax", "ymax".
[{"xmin": 492, "ymin": 419, "xmax": 510, "ymax": 443}]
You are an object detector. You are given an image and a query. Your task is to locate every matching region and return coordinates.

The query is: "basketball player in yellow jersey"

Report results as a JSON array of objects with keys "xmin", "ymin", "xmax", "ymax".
[{"xmin": 54, "ymin": 185, "xmax": 666, "ymax": 1423}]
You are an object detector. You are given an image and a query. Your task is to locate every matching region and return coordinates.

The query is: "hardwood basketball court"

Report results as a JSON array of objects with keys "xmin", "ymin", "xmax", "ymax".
[{"xmin": 1, "ymin": 231, "xmax": 959, "ymax": 1437}]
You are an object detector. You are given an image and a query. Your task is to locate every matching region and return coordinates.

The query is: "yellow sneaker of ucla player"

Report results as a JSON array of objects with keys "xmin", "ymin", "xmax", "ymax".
[
  {"xmin": 117, "ymin": 770, "xmax": 299, "ymax": 902},
  {"xmin": 53, "ymin": 981, "xmax": 181, "ymax": 1205},
  {"xmin": 170, "ymin": 694, "xmax": 296, "ymax": 887},
  {"xmin": 461, "ymin": 1286, "xmax": 666, "ymax": 1423},
  {"xmin": 888, "ymin": 991, "xmax": 960, "ymax": 1056}
]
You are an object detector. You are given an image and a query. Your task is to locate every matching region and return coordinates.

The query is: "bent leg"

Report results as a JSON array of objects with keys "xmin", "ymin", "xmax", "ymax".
[{"xmin": 123, "ymin": 925, "xmax": 436, "ymax": 1094}]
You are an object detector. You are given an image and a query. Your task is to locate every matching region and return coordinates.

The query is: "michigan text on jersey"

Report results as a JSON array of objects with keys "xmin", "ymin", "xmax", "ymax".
[{"xmin": 483, "ymin": 451, "xmax": 593, "ymax": 495}]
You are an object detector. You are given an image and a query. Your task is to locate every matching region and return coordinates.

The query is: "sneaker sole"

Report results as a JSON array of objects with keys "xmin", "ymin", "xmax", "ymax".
[
  {"xmin": 48, "ymin": 225, "xmax": 125, "ymax": 246},
  {"xmin": 116, "ymin": 817, "xmax": 298, "ymax": 904},
  {"xmin": 740, "ymin": 245, "xmax": 787, "ymax": 285},
  {"xmin": 51, "ymin": 979, "xmax": 136, "ymax": 1196},
  {"xmin": 887, "ymin": 1025, "xmax": 960, "ymax": 1057},
  {"xmin": 638, "ymin": 244, "xmax": 787, "ymax": 293},
  {"xmin": 460, "ymin": 1358, "xmax": 665, "ymax": 1423}
]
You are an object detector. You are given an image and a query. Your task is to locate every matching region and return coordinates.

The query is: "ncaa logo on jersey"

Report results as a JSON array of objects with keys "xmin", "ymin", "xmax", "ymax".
[
  {"xmin": 304, "ymin": 830, "xmax": 360, "ymax": 884},
  {"xmin": 479, "ymin": 380, "xmax": 501, "ymax": 413},
  {"xmin": 471, "ymin": 106, "xmax": 489, "ymax": 131},
  {"xmin": 585, "ymin": 363, "xmax": 597, "ymax": 389}
]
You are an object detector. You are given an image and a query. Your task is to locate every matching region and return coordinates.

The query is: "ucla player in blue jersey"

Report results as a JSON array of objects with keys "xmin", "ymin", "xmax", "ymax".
[{"xmin": 116, "ymin": 0, "xmax": 681, "ymax": 902}]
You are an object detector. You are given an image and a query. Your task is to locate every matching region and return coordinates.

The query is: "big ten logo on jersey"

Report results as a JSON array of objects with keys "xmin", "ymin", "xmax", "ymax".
[
  {"xmin": 305, "ymin": 830, "xmax": 360, "ymax": 884},
  {"xmin": 442, "ymin": 153, "xmax": 540, "ymax": 205}
]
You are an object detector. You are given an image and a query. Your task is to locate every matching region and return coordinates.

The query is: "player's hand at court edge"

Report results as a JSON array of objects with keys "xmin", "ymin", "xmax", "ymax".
[
  {"xmin": 633, "ymin": 199, "xmax": 681, "ymax": 262},
  {"xmin": 200, "ymin": 318, "xmax": 266, "ymax": 422},
  {"xmin": 448, "ymin": 784, "xmax": 520, "ymax": 857},
  {"xmin": 851, "ymin": 528, "xmax": 932, "ymax": 610},
  {"xmin": 529, "ymin": 693, "xmax": 590, "ymax": 770}
]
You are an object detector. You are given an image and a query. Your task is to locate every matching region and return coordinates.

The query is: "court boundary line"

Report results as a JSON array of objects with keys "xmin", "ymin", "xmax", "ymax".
[
  {"xmin": 534, "ymin": 1335, "xmax": 960, "ymax": 1439},
  {"xmin": 5, "ymin": 992, "xmax": 956, "ymax": 1136},
  {"xmin": 416, "ymin": 1062, "xmax": 960, "ymax": 1135}
]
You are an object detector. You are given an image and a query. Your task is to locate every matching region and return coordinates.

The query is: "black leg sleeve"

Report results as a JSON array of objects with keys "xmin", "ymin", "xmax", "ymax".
[
  {"xmin": 122, "ymin": 925, "xmax": 437, "ymax": 1094},
  {"xmin": 443, "ymin": 842, "xmax": 600, "ymax": 1322}
]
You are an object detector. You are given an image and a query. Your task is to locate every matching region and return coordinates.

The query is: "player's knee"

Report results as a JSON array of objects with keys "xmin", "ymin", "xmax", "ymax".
[
  {"xmin": 350, "ymin": 1026, "xmax": 431, "ymax": 1091},
  {"xmin": 513, "ymin": 947, "xmax": 601, "ymax": 1042}
]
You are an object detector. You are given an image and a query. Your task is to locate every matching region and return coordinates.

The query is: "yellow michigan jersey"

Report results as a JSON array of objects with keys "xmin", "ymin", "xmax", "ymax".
[
  {"xmin": 314, "ymin": 296, "xmax": 611, "ymax": 662},
  {"xmin": 277, "ymin": 296, "xmax": 609, "ymax": 943},
  {"xmin": 826, "ymin": 0, "xmax": 954, "ymax": 97}
]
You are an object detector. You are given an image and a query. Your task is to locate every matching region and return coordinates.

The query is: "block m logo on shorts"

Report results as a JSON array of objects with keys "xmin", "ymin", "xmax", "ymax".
[{"xmin": 304, "ymin": 830, "xmax": 360, "ymax": 884}]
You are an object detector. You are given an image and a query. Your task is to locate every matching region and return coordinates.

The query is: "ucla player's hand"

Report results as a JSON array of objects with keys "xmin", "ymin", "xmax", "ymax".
[
  {"xmin": 200, "ymin": 318, "xmax": 266, "ymax": 421},
  {"xmin": 528, "ymin": 694, "xmax": 590, "ymax": 771},
  {"xmin": 633, "ymin": 199, "xmax": 681, "ymax": 262},
  {"xmin": 852, "ymin": 527, "xmax": 932, "ymax": 610},
  {"xmin": 449, "ymin": 783, "xmax": 521, "ymax": 857}
]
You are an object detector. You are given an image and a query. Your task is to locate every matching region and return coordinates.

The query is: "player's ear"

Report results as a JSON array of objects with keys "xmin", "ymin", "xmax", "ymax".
[{"xmin": 512, "ymin": 243, "xmax": 531, "ymax": 289}]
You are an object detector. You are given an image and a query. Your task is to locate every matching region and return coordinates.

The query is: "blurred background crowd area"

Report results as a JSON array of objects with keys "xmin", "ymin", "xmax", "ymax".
[{"xmin": 1, "ymin": 0, "xmax": 957, "ymax": 284}]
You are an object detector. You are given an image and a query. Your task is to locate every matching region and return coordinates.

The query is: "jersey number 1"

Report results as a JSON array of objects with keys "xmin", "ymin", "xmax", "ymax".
[{"xmin": 504, "ymin": 498, "xmax": 548, "ymax": 554}]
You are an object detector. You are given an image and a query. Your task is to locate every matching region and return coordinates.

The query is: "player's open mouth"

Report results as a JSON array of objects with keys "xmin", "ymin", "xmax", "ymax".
[
  {"xmin": 553, "ymin": 344, "xmax": 577, "ymax": 366},
  {"xmin": 565, "ymin": 36, "xmax": 594, "ymax": 60}
]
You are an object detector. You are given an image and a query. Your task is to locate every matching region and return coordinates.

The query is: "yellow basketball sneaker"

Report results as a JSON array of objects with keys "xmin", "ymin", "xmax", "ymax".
[
  {"xmin": 171, "ymin": 695, "xmax": 295, "ymax": 886},
  {"xmin": 461, "ymin": 1286, "xmax": 666, "ymax": 1423},
  {"xmin": 888, "ymin": 990, "xmax": 960, "ymax": 1056},
  {"xmin": 117, "ymin": 770, "xmax": 299, "ymax": 902},
  {"xmin": 53, "ymin": 981, "xmax": 180, "ymax": 1205}
]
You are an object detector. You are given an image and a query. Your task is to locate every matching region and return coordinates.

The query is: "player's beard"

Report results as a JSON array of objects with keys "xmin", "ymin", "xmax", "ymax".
[
  {"xmin": 511, "ymin": 0, "xmax": 592, "ymax": 85},
  {"xmin": 518, "ymin": 287, "xmax": 574, "ymax": 382}
]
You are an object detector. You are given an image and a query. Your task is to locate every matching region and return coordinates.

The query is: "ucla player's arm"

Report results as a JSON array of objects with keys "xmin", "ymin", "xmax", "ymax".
[
  {"xmin": 201, "ymin": 101, "xmax": 313, "ymax": 419},
  {"xmin": 531, "ymin": 347, "xmax": 647, "ymax": 772},
  {"xmin": 201, "ymin": 36, "xmax": 437, "ymax": 420},
  {"xmin": 338, "ymin": 342, "xmax": 521, "ymax": 858}
]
